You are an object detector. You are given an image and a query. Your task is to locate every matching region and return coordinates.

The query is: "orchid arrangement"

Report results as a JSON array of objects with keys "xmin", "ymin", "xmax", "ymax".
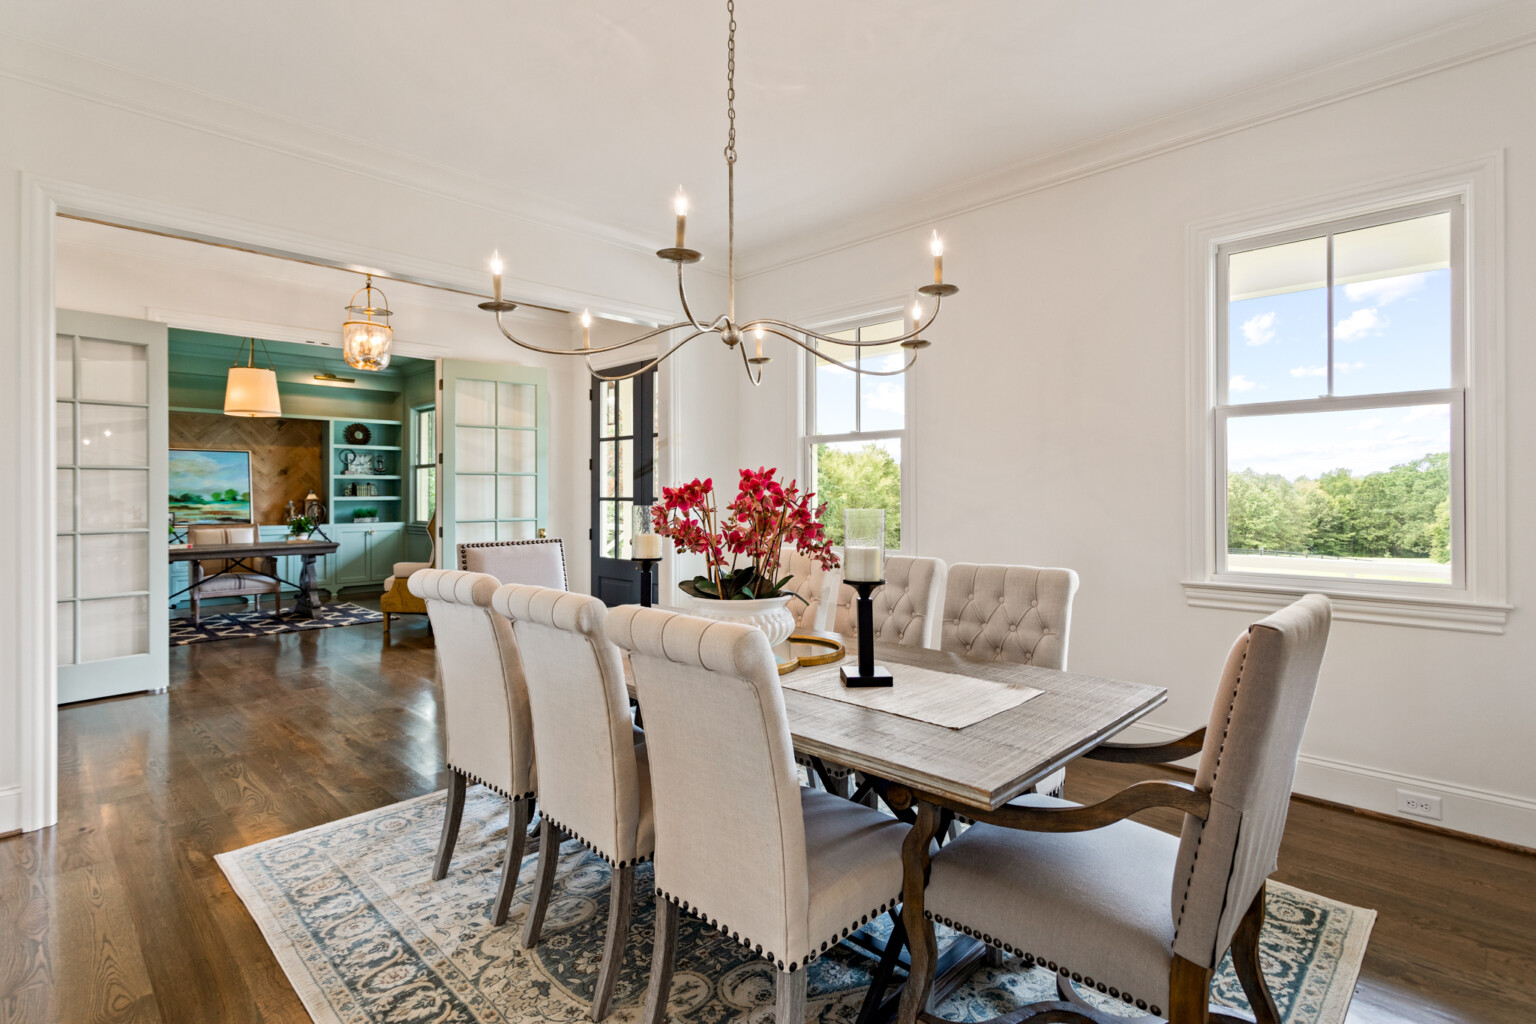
[{"xmin": 652, "ymin": 467, "xmax": 838, "ymax": 601}]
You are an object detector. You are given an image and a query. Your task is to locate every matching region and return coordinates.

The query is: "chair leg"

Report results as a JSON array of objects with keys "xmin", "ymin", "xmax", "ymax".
[
  {"xmin": 383, "ymin": 611, "xmax": 391, "ymax": 637},
  {"xmin": 190, "ymin": 591, "xmax": 200, "ymax": 627},
  {"xmin": 642, "ymin": 898, "xmax": 679, "ymax": 1024},
  {"xmin": 590, "ymin": 863, "xmax": 635, "ymax": 1021},
  {"xmin": 520, "ymin": 817, "xmax": 562, "ymax": 948},
  {"xmin": 432, "ymin": 769, "xmax": 467, "ymax": 881},
  {"xmin": 1230, "ymin": 883, "xmax": 1281, "ymax": 1024},
  {"xmin": 775, "ymin": 968, "xmax": 807, "ymax": 1024},
  {"xmin": 491, "ymin": 798, "xmax": 533, "ymax": 925},
  {"xmin": 1167, "ymin": 955, "xmax": 1213, "ymax": 1024}
]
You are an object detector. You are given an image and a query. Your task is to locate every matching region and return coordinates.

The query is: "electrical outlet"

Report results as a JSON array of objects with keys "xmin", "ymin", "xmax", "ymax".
[{"xmin": 1396, "ymin": 789, "xmax": 1443, "ymax": 820}]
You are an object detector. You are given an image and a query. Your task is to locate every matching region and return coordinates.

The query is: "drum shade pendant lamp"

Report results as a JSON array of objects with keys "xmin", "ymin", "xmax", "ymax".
[
  {"xmin": 223, "ymin": 337, "xmax": 282, "ymax": 418},
  {"xmin": 343, "ymin": 274, "xmax": 393, "ymax": 371}
]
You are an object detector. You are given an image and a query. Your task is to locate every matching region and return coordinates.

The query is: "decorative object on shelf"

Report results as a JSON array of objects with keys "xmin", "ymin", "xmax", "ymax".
[
  {"xmin": 352, "ymin": 507, "xmax": 380, "ymax": 524},
  {"xmin": 475, "ymin": 0, "xmax": 958, "ymax": 387},
  {"xmin": 286, "ymin": 514, "xmax": 317, "ymax": 542},
  {"xmin": 342, "ymin": 277, "xmax": 393, "ymax": 371},
  {"xmin": 303, "ymin": 490, "xmax": 327, "ymax": 525},
  {"xmin": 373, "ymin": 455, "xmax": 388, "ymax": 475},
  {"xmin": 222, "ymin": 337, "xmax": 282, "ymax": 418},
  {"xmin": 343, "ymin": 422, "xmax": 372, "ymax": 445},
  {"xmin": 840, "ymin": 508, "xmax": 892, "ymax": 688},
  {"xmin": 632, "ymin": 505, "xmax": 662, "ymax": 607},
  {"xmin": 651, "ymin": 468, "xmax": 837, "ymax": 646}
]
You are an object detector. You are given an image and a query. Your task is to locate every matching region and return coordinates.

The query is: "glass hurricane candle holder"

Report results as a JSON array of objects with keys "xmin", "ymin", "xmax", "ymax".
[{"xmin": 633, "ymin": 504, "xmax": 663, "ymax": 607}]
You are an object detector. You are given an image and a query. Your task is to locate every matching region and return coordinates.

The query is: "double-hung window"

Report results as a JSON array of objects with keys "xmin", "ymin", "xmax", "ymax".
[
  {"xmin": 411, "ymin": 404, "xmax": 436, "ymax": 524},
  {"xmin": 1192, "ymin": 178, "xmax": 1506, "ymax": 631},
  {"xmin": 805, "ymin": 316, "xmax": 908, "ymax": 549}
]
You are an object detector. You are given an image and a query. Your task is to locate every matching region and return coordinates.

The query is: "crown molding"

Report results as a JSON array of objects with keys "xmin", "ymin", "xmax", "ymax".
[{"xmin": 737, "ymin": 2, "xmax": 1536, "ymax": 278}]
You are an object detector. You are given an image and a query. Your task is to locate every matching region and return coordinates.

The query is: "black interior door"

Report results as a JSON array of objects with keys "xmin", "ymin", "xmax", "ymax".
[{"xmin": 591, "ymin": 365, "xmax": 657, "ymax": 605}]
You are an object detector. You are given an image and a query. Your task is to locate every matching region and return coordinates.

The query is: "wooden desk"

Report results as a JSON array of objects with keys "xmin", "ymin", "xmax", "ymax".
[{"xmin": 169, "ymin": 539, "xmax": 340, "ymax": 619}]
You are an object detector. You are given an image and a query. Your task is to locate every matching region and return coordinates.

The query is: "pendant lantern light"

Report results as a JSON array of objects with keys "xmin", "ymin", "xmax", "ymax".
[
  {"xmin": 223, "ymin": 337, "xmax": 282, "ymax": 418},
  {"xmin": 343, "ymin": 274, "xmax": 393, "ymax": 371}
]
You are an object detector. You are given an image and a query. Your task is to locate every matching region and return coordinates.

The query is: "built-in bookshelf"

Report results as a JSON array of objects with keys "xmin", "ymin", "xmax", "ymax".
[{"xmin": 327, "ymin": 418, "xmax": 404, "ymax": 523}]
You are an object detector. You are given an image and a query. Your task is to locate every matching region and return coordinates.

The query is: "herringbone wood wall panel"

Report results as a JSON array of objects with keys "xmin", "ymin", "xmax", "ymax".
[{"xmin": 169, "ymin": 412, "xmax": 324, "ymax": 524}]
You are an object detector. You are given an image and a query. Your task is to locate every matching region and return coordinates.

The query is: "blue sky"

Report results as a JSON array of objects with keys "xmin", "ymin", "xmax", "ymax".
[{"xmin": 1227, "ymin": 269, "xmax": 1452, "ymax": 479}]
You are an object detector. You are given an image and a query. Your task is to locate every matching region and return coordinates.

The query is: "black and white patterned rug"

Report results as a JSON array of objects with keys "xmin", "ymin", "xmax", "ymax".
[{"xmin": 170, "ymin": 601, "xmax": 383, "ymax": 646}]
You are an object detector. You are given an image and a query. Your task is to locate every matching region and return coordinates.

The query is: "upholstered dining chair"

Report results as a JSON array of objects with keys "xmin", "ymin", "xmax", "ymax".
[
  {"xmin": 780, "ymin": 542, "xmax": 839, "ymax": 631},
  {"xmin": 381, "ymin": 512, "xmax": 437, "ymax": 638},
  {"xmin": 898, "ymin": 594, "xmax": 1332, "ymax": 1024},
  {"xmin": 459, "ymin": 537, "xmax": 568, "ymax": 590},
  {"xmin": 941, "ymin": 563, "xmax": 1080, "ymax": 799},
  {"xmin": 835, "ymin": 554, "xmax": 947, "ymax": 649},
  {"xmin": 186, "ymin": 524, "xmax": 282, "ymax": 625},
  {"xmin": 409, "ymin": 568, "xmax": 536, "ymax": 926},
  {"xmin": 490, "ymin": 583, "xmax": 653, "ymax": 1021},
  {"xmin": 607, "ymin": 606, "xmax": 910, "ymax": 1024}
]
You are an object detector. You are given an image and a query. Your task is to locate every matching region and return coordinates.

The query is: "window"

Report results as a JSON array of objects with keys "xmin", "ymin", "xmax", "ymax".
[
  {"xmin": 805, "ymin": 315, "xmax": 908, "ymax": 549},
  {"xmin": 411, "ymin": 404, "xmax": 436, "ymax": 524}
]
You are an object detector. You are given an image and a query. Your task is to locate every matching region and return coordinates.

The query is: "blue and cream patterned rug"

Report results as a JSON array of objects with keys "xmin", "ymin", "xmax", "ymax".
[
  {"xmin": 217, "ymin": 787, "xmax": 1374, "ymax": 1024},
  {"xmin": 171, "ymin": 601, "xmax": 382, "ymax": 645}
]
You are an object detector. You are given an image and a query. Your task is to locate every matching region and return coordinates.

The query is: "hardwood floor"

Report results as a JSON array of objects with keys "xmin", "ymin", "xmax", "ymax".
[{"xmin": 2, "ymin": 611, "xmax": 1533, "ymax": 1023}]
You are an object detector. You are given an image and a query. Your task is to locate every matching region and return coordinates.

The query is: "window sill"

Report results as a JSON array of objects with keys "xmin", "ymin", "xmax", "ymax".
[{"xmin": 1181, "ymin": 579, "xmax": 1509, "ymax": 634}]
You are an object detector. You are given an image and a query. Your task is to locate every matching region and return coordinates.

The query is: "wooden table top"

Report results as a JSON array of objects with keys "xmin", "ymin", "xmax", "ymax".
[
  {"xmin": 167, "ymin": 538, "xmax": 340, "ymax": 560},
  {"xmin": 627, "ymin": 636, "xmax": 1165, "ymax": 814}
]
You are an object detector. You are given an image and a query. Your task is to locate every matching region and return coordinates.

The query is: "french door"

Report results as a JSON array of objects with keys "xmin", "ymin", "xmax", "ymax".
[
  {"xmin": 55, "ymin": 311, "xmax": 169, "ymax": 703},
  {"xmin": 590, "ymin": 365, "xmax": 657, "ymax": 606},
  {"xmin": 438, "ymin": 360, "xmax": 549, "ymax": 566}
]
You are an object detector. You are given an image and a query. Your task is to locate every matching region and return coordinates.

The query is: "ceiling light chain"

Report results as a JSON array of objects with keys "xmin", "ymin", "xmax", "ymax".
[{"xmin": 478, "ymin": 0, "xmax": 959, "ymax": 384}]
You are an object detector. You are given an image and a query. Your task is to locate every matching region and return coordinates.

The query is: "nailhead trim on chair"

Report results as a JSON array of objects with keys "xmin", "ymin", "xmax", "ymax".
[
  {"xmin": 540, "ymin": 812, "xmax": 651, "ymax": 870},
  {"xmin": 923, "ymin": 910, "xmax": 1160, "ymax": 1016},
  {"xmin": 446, "ymin": 763, "xmax": 534, "ymax": 803},
  {"xmin": 457, "ymin": 538, "xmax": 569, "ymax": 589},
  {"xmin": 656, "ymin": 888, "xmax": 901, "ymax": 972}
]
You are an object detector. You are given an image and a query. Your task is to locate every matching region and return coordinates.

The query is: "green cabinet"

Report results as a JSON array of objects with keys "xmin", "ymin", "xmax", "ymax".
[{"xmin": 325, "ymin": 523, "xmax": 405, "ymax": 597}]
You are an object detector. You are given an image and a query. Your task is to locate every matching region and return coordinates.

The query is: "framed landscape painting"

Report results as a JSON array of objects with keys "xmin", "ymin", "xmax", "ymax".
[{"xmin": 169, "ymin": 449, "xmax": 254, "ymax": 525}]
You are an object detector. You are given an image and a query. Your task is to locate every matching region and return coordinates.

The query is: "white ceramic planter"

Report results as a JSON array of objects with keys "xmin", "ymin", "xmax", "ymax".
[{"xmin": 686, "ymin": 593, "xmax": 797, "ymax": 648}]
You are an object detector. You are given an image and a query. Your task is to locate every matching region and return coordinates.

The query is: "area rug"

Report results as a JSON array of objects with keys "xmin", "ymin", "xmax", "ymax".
[
  {"xmin": 218, "ymin": 787, "xmax": 1374, "ymax": 1024},
  {"xmin": 171, "ymin": 601, "xmax": 382, "ymax": 646}
]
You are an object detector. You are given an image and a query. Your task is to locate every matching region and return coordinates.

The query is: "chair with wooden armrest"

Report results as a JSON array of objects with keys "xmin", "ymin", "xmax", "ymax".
[
  {"xmin": 898, "ymin": 594, "xmax": 1332, "ymax": 1024},
  {"xmin": 186, "ymin": 524, "xmax": 282, "ymax": 626},
  {"xmin": 459, "ymin": 537, "xmax": 568, "ymax": 590},
  {"xmin": 381, "ymin": 513, "xmax": 437, "ymax": 638}
]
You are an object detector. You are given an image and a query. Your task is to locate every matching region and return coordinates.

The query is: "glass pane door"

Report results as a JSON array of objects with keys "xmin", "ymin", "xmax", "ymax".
[
  {"xmin": 590, "ymin": 365, "xmax": 657, "ymax": 605},
  {"xmin": 55, "ymin": 311, "xmax": 168, "ymax": 703}
]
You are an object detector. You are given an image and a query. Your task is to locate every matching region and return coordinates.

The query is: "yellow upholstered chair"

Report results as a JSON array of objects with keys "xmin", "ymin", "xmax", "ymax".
[{"xmin": 381, "ymin": 513, "xmax": 438, "ymax": 638}]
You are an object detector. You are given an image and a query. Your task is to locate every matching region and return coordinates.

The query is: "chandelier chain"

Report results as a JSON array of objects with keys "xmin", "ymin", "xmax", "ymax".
[{"xmin": 725, "ymin": 0, "xmax": 737, "ymax": 316}]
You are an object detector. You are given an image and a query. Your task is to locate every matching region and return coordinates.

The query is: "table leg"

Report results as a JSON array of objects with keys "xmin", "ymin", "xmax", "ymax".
[
  {"xmin": 895, "ymin": 796, "xmax": 940, "ymax": 1024},
  {"xmin": 290, "ymin": 554, "xmax": 322, "ymax": 619}
]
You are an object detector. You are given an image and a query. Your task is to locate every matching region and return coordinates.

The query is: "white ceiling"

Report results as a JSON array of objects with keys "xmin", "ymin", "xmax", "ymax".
[{"xmin": 8, "ymin": 0, "xmax": 1521, "ymax": 269}]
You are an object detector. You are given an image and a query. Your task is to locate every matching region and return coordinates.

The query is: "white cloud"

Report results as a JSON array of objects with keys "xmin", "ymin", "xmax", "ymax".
[
  {"xmin": 1289, "ymin": 365, "xmax": 1326, "ymax": 378},
  {"xmin": 1344, "ymin": 272, "xmax": 1428, "ymax": 307},
  {"xmin": 1335, "ymin": 307, "xmax": 1385, "ymax": 341},
  {"xmin": 1401, "ymin": 405, "xmax": 1447, "ymax": 423},
  {"xmin": 1230, "ymin": 374, "xmax": 1257, "ymax": 392},
  {"xmin": 1355, "ymin": 417, "xmax": 1384, "ymax": 431},
  {"xmin": 1242, "ymin": 311, "xmax": 1277, "ymax": 346},
  {"xmin": 1334, "ymin": 360, "xmax": 1366, "ymax": 373}
]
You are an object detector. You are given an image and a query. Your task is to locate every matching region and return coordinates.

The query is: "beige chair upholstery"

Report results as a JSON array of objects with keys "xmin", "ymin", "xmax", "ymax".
[
  {"xmin": 186, "ymin": 524, "xmax": 282, "ymax": 625},
  {"xmin": 835, "ymin": 554, "xmax": 947, "ymax": 649},
  {"xmin": 607, "ymin": 605, "xmax": 909, "ymax": 1024},
  {"xmin": 381, "ymin": 513, "xmax": 438, "ymax": 637},
  {"xmin": 779, "ymin": 543, "xmax": 841, "ymax": 632},
  {"xmin": 491, "ymin": 583, "xmax": 653, "ymax": 1020},
  {"xmin": 459, "ymin": 537, "xmax": 568, "ymax": 590},
  {"xmin": 911, "ymin": 595, "xmax": 1332, "ymax": 1022},
  {"xmin": 409, "ymin": 568, "xmax": 536, "ymax": 926},
  {"xmin": 941, "ymin": 563, "xmax": 1080, "ymax": 799}
]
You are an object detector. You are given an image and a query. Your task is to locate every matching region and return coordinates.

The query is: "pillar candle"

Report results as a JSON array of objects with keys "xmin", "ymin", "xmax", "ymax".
[
  {"xmin": 844, "ymin": 545, "xmax": 883, "ymax": 582},
  {"xmin": 634, "ymin": 533, "xmax": 663, "ymax": 560}
]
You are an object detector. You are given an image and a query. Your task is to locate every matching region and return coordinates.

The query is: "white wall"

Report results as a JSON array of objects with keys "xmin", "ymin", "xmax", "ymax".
[{"xmin": 737, "ymin": 46, "xmax": 1536, "ymax": 845}]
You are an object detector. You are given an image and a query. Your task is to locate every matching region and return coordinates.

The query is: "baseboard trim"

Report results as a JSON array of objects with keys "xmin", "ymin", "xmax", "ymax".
[
  {"xmin": 1107, "ymin": 721, "xmax": 1536, "ymax": 851},
  {"xmin": 0, "ymin": 786, "xmax": 20, "ymax": 837}
]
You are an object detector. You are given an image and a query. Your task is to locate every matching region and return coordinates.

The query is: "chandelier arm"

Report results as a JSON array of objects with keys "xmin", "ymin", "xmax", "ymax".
[
  {"xmin": 676, "ymin": 264, "xmax": 709, "ymax": 330},
  {"xmin": 755, "ymin": 326, "xmax": 919, "ymax": 376},
  {"xmin": 748, "ymin": 297, "xmax": 942, "ymax": 348},
  {"xmin": 737, "ymin": 336, "xmax": 763, "ymax": 387},
  {"xmin": 493, "ymin": 310, "xmax": 692, "ymax": 356},
  {"xmin": 587, "ymin": 329, "xmax": 713, "ymax": 382}
]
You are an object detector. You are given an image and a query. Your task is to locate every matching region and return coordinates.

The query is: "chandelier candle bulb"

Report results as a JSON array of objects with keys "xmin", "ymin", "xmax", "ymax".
[
  {"xmin": 674, "ymin": 187, "xmax": 688, "ymax": 248},
  {"xmin": 931, "ymin": 230, "xmax": 944, "ymax": 285},
  {"xmin": 581, "ymin": 309, "xmax": 592, "ymax": 350},
  {"xmin": 490, "ymin": 251, "xmax": 503, "ymax": 303}
]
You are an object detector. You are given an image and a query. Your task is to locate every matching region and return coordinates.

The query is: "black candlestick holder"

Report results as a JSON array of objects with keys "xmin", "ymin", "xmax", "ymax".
[
  {"xmin": 634, "ymin": 557, "xmax": 661, "ymax": 608},
  {"xmin": 840, "ymin": 579, "xmax": 893, "ymax": 687}
]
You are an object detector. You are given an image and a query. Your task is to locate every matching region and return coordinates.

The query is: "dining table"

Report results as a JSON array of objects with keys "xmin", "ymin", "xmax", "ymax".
[{"xmin": 626, "ymin": 631, "xmax": 1167, "ymax": 1021}]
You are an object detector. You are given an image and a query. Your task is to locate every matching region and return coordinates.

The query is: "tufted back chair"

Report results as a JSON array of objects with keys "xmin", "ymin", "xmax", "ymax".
[
  {"xmin": 838, "ymin": 555, "xmax": 947, "ymax": 649},
  {"xmin": 781, "ymin": 543, "xmax": 840, "ymax": 631},
  {"xmin": 1169, "ymin": 594, "xmax": 1331, "ymax": 971},
  {"xmin": 940, "ymin": 564, "xmax": 1079, "ymax": 668},
  {"xmin": 459, "ymin": 537, "xmax": 568, "ymax": 590},
  {"xmin": 606, "ymin": 605, "xmax": 814, "ymax": 966},
  {"xmin": 409, "ymin": 568, "xmax": 535, "ymax": 801},
  {"xmin": 490, "ymin": 583, "xmax": 649, "ymax": 867}
]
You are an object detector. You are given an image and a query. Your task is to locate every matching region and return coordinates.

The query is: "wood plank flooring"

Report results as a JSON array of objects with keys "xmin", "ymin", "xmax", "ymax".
[{"xmin": 2, "ymin": 609, "xmax": 1533, "ymax": 1023}]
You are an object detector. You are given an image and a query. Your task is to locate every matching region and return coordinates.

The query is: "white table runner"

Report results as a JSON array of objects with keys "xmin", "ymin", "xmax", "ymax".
[{"xmin": 781, "ymin": 661, "xmax": 1042, "ymax": 729}]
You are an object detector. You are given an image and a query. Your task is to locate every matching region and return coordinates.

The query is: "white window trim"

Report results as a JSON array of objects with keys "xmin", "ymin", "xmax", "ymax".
[
  {"xmin": 1183, "ymin": 154, "xmax": 1508, "ymax": 633},
  {"xmin": 409, "ymin": 402, "xmax": 435, "ymax": 526},
  {"xmin": 803, "ymin": 302, "xmax": 917, "ymax": 554}
]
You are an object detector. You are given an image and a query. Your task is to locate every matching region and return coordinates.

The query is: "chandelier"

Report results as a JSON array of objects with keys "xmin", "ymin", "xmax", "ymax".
[
  {"xmin": 343, "ymin": 274, "xmax": 393, "ymax": 371},
  {"xmin": 478, "ymin": 0, "xmax": 958, "ymax": 384}
]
